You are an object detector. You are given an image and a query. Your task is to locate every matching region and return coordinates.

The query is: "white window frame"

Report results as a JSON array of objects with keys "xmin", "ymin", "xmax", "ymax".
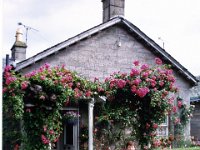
[{"xmin": 157, "ymin": 116, "xmax": 169, "ymax": 137}]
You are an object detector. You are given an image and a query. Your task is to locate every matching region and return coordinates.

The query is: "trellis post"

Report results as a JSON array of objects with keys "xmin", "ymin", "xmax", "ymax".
[{"xmin": 88, "ymin": 98, "xmax": 94, "ymax": 150}]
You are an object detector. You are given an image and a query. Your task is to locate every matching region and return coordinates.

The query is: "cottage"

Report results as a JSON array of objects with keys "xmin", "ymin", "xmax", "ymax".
[{"xmin": 8, "ymin": 0, "xmax": 198, "ymax": 149}]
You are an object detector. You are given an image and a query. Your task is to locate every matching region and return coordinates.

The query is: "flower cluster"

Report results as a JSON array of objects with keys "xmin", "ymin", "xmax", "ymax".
[{"xmin": 63, "ymin": 111, "xmax": 80, "ymax": 120}]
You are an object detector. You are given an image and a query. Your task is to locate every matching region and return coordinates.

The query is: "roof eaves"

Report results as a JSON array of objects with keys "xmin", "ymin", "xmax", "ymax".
[
  {"xmin": 121, "ymin": 19, "xmax": 198, "ymax": 85},
  {"xmin": 15, "ymin": 17, "xmax": 122, "ymax": 71}
]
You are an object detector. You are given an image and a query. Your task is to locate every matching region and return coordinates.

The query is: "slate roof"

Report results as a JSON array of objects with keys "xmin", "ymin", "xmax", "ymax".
[
  {"xmin": 15, "ymin": 16, "xmax": 199, "ymax": 85},
  {"xmin": 190, "ymin": 96, "xmax": 200, "ymax": 102}
]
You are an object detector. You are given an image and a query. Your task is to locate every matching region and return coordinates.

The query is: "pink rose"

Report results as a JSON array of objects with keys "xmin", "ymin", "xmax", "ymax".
[
  {"xmin": 133, "ymin": 78, "xmax": 141, "ymax": 86},
  {"xmin": 116, "ymin": 79, "xmax": 126, "ymax": 89},
  {"xmin": 141, "ymin": 64, "xmax": 149, "ymax": 70},
  {"xmin": 131, "ymin": 85, "xmax": 137, "ymax": 93},
  {"xmin": 133, "ymin": 60, "xmax": 140, "ymax": 66},
  {"xmin": 43, "ymin": 125, "xmax": 47, "ymax": 132},
  {"xmin": 85, "ymin": 90, "xmax": 92, "ymax": 97},
  {"xmin": 5, "ymin": 76, "xmax": 17, "ymax": 85},
  {"xmin": 153, "ymin": 123, "xmax": 158, "ymax": 129},
  {"xmin": 146, "ymin": 123, "xmax": 150, "ymax": 129},
  {"xmin": 49, "ymin": 130, "xmax": 54, "ymax": 135},
  {"xmin": 21, "ymin": 81, "xmax": 28, "ymax": 90},
  {"xmin": 136, "ymin": 87, "xmax": 149, "ymax": 98},
  {"xmin": 178, "ymin": 101, "xmax": 182, "ymax": 108},
  {"xmin": 155, "ymin": 57, "xmax": 162, "ymax": 65},
  {"xmin": 130, "ymin": 68, "xmax": 140, "ymax": 77},
  {"xmin": 173, "ymin": 106, "xmax": 177, "ymax": 113}
]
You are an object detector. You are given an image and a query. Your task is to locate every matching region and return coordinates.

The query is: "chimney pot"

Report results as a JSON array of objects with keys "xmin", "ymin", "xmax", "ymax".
[
  {"xmin": 102, "ymin": 0, "xmax": 125, "ymax": 22},
  {"xmin": 15, "ymin": 28, "xmax": 24, "ymax": 42}
]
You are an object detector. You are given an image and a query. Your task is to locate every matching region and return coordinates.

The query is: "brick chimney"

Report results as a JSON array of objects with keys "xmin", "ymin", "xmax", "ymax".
[
  {"xmin": 102, "ymin": 0, "xmax": 125, "ymax": 22},
  {"xmin": 11, "ymin": 28, "xmax": 27, "ymax": 62}
]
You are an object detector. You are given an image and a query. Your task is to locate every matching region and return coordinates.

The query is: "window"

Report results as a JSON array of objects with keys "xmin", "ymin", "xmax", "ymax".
[{"xmin": 157, "ymin": 116, "xmax": 169, "ymax": 137}]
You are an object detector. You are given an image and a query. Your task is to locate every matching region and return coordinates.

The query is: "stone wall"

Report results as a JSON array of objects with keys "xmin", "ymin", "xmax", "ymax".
[
  {"xmin": 190, "ymin": 76, "xmax": 200, "ymax": 141},
  {"xmin": 191, "ymin": 102, "xmax": 200, "ymax": 141},
  {"xmin": 20, "ymin": 25, "xmax": 193, "ymax": 138},
  {"xmin": 190, "ymin": 76, "xmax": 200, "ymax": 98}
]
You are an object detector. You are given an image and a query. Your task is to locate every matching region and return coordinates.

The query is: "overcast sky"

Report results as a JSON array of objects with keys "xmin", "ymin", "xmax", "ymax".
[{"xmin": 2, "ymin": 0, "xmax": 200, "ymax": 76}]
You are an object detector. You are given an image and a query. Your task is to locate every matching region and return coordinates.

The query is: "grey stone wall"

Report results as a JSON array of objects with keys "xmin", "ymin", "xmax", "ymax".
[
  {"xmin": 190, "ymin": 76, "xmax": 200, "ymax": 141},
  {"xmin": 191, "ymin": 76, "xmax": 200, "ymax": 98},
  {"xmin": 21, "ymin": 26, "xmax": 157, "ymax": 80},
  {"xmin": 191, "ymin": 103, "xmax": 200, "ymax": 141},
  {"xmin": 20, "ymin": 25, "xmax": 193, "ymax": 138}
]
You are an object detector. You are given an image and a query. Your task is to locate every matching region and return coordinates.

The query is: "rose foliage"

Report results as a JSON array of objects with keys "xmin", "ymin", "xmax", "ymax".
[
  {"xmin": 3, "ymin": 58, "xmax": 193, "ymax": 149},
  {"xmin": 94, "ymin": 58, "xmax": 183, "ymax": 149},
  {"xmin": 3, "ymin": 64, "xmax": 102, "ymax": 150}
]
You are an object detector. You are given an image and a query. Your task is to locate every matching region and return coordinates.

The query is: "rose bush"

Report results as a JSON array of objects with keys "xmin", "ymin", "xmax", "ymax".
[
  {"xmin": 94, "ymin": 58, "xmax": 191, "ymax": 149},
  {"xmin": 3, "ymin": 64, "xmax": 103, "ymax": 150},
  {"xmin": 3, "ymin": 58, "xmax": 194, "ymax": 149}
]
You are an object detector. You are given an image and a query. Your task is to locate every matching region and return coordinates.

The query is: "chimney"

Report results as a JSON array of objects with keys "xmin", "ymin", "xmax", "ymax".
[
  {"xmin": 11, "ymin": 28, "xmax": 27, "ymax": 62},
  {"xmin": 102, "ymin": 0, "xmax": 125, "ymax": 22}
]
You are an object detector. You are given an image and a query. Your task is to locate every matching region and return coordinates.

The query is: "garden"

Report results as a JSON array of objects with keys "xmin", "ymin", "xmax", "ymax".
[{"xmin": 3, "ymin": 58, "xmax": 195, "ymax": 150}]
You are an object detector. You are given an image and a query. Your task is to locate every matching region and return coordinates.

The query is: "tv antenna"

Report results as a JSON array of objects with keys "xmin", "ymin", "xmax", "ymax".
[
  {"xmin": 18, "ymin": 22, "xmax": 39, "ymax": 44},
  {"xmin": 158, "ymin": 37, "xmax": 165, "ymax": 49}
]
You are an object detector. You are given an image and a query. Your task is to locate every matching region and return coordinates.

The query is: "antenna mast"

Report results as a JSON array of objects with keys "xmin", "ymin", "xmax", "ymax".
[
  {"xmin": 18, "ymin": 22, "xmax": 39, "ymax": 44},
  {"xmin": 158, "ymin": 37, "xmax": 165, "ymax": 49}
]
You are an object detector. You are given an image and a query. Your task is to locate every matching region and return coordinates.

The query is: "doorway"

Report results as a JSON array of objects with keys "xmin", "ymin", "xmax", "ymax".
[{"xmin": 53, "ymin": 108, "xmax": 79, "ymax": 150}]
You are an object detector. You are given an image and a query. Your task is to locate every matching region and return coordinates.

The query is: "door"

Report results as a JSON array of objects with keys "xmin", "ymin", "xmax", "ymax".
[
  {"xmin": 52, "ymin": 108, "xmax": 79, "ymax": 150},
  {"xmin": 63, "ymin": 123, "xmax": 78, "ymax": 150}
]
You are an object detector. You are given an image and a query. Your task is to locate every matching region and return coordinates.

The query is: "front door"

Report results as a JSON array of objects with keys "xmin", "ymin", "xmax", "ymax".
[
  {"xmin": 63, "ymin": 122, "xmax": 78, "ymax": 150},
  {"xmin": 53, "ymin": 108, "xmax": 79, "ymax": 150}
]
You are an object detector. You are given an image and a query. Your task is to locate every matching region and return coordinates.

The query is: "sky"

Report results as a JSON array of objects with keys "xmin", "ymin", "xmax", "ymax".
[{"xmin": 2, "ymin": 0, "xmax": 200, "ymax": 76}]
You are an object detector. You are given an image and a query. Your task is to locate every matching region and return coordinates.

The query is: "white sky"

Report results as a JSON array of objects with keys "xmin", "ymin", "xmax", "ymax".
[{"xmin": 2, "ymin": 0, "xmax": 200, "ymax": 76}]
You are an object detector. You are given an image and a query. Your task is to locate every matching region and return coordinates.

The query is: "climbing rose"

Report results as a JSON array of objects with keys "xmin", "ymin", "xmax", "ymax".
[
  {"xmin": 49, "ymin": 130, "xmax": 54, "ymax": 135},
  {"xmin": 4, "ymin": 65, "xmax": 13, "ymax": 72},
  {"xmin": 155, "ymin": 57, "xmax": 162, "ymax": 65},
  {"xmin": 14, "ymin": 144, "xmax": 20, "ymax": 150},
  {"xmin": 131, "ymin": 85, "xmax": 137, "ymax": 93},
  {"xmin": 172, "ymin": 106, "xmax": 177, "ymax": 113},
  {"xmin": 21, "ymin": 81, "xmax": 28, "ymax": 90},
  {"xmin": 5, "ymin": 76, "xmax": 17, "ymax": 85},
  {"xmin": 141, "ymin": 64, "xmax": 149, "ymax": 70},
  {"xmin": 174, "ymin": 117, "xmax": 180, "ymax": 124},
  {"xmin": 3, "ymin": 87, "xmax": 7, "ymax": 93},
  {"xmin": 146, "ymin": 123, "xmax": 150, "ymax": 129},
  {"xmin": 41, "ymin": 134, "xmax": 49, "ymax": 144},
  {"xmin": 159, "ymin": 81, "xmax": 164, "ymax": 87},
  {"xmin": 40, "ymin": 75, "xmax": 45, "ymax": 80},
  {"xmin": 43, "ymin": 125, "xmax": 47, "ymax": 132},
  {"xmin": 136, "ymin": 87, "xmax": 149, "ymax": 98},
  {"xmin": 133, "ymin": 78, "xmax": 141, "ymax": 86},
  {"xmin": 85, "ymin": 90, "xmax": 92, "ymax": 97},
  {"xmin": 130, "ymin": 68, "xmax": 140, "ymax": 77},
  {"xmin": 153, "ymin": 139, "xmax": 161, "ymax": 147},
  {"xmin": 178, "ymin": 101, "xmax": 182, "ymax": 108},
  {"xmin": 153, "ymin": 123, "xmax": 158, "ymax": 129},
  {"xmin": 133, "ymin": 60, "xmax": 140, "ymax": 66},
  {"xmin": 116, "ymin": 79, "xmax": 126, "ymax": 89},
  {"xmin": 44, "ymin": 63, "xmax": 50, "ymax": 69},
  {"xmin": 26, "ymin": 109, "xmax": 31, "ymax": 113}
]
